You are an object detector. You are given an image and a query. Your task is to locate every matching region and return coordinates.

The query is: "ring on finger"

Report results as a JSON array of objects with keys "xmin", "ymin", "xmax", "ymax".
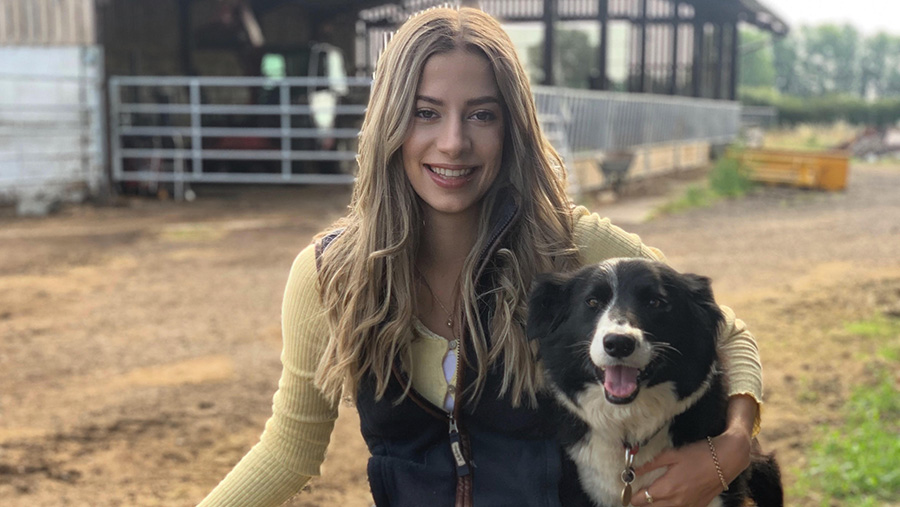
[{"xmin": 645, "ymin": 490, "xmax": 654, "ymax": 504}]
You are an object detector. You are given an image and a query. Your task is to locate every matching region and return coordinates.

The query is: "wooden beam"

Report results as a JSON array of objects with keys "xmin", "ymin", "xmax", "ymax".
[
  {"xmin": 542, "ymin": 0, "xmax": 557, "ymax": 85},
  {"xmin": 730, "ymin": 21, "xmax": 739, "ymax": 100},
  {"xmin": 597, "ymin": 0, "xmax": 608, "ymax": 90},
  {"xmin": 639, "ymin": 0, "xmax": 647, "ymax": 93},
  {"xmin": 669, "ymin": 2, "xmax": 679, "ymax": 95},
  {"xmin": 714, "ymin": 21, "xmax": 724, "ymax": 99},
  {"xmin": 692, "ymin": 17, "xmax": 703, "ymax": 97}
]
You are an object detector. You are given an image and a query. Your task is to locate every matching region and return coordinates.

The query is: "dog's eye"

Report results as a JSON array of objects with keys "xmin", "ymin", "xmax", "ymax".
[
  {"xmin": 586, "ymin": 297, "xmax": 600, "ymax": 308},
  {"xmin": 648, "ymin": 297, "xmax": 667, "ymax": 309}
]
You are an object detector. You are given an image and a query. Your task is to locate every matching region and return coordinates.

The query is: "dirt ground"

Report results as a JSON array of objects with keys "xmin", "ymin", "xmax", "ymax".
[{"xmin": 1, "ymin": 164, "xmax": 898, "ymax": 506}]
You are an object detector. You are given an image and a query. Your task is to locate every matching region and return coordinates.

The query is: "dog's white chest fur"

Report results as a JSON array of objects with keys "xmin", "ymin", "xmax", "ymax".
[
  {"xmin": 559, "ymin": 378, "xmax": 719, "ymax": 507},
  {"xmin": 568, "ymin": 428, "xmax": 668, "ymax": 506}
]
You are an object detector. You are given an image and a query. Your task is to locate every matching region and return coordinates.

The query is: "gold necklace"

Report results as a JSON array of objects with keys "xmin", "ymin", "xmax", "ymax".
[{"xmin": 416, "ymin": 268, "xmax": 458, "ymax": 330}]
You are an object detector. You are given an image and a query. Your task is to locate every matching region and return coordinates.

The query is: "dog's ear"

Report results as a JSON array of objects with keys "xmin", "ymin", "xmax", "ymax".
[
  {"xmin": 682, "ymin": 273, "xmax": 714, "ymax": 302},
  {"xmin": 680, "ymin": 272, "xmax": 725, "ymax": 337},
  {"xmin": 526, "ymin": 272, "xmax": 573, "ymax": 342}
]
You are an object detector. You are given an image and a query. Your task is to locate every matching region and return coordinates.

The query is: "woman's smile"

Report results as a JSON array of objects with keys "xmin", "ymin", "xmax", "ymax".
[{"xmin": 424, "ymin": 163, "xmax": 478, "ymax": 187}]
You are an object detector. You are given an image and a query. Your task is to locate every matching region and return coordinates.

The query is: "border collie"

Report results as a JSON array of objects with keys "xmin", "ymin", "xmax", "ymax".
[{"xmin": 527, "ymin": 259, "xmax": 781, "ymax": 507}]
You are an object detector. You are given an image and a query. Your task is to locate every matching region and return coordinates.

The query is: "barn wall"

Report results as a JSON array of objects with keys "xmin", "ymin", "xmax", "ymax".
[
  {"xmin": 0, "ymin": 0, "xmax": 95, "ymax": 45},
  {"xmin": 0, "ymin": 46, "xmax": 105, "ymax": 214}
]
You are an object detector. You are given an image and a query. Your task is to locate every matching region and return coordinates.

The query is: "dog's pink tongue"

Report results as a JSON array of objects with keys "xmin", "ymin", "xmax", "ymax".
[{"xmin": 604, "ymin": 365, "xmax": 639, "ymax": 398}]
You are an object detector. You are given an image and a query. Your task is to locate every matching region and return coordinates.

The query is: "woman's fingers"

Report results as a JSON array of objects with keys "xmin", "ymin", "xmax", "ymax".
[{"xmin": 629, "ymin": 440, "xmax": 725, "ymax": 507}]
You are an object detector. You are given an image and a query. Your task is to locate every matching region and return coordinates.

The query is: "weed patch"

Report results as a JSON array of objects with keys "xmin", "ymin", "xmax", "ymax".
[
  {"xmin": 844, "ymin": 313, "xmax": 900, "ymax": 361},
  {"xmin": 790, "ymin": 369, "xmax": 900, "ymax": 504},
  {"xmin": 654, "ymin": 156, "xmax": 755, "ymax": 216}
]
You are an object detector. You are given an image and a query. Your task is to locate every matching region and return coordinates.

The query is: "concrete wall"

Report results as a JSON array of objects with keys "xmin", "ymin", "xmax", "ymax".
[
  {"xmin": 572, "ymin": 141, "xmax": 711, "ymax": 192},
  {"xmin": 0, "ymin": 46, "xmax": 104, "ymax": 214}
]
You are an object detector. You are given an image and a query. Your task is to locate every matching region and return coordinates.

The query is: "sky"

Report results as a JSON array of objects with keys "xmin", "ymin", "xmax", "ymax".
[{"xmin": 770, "ymin": 0, "xmax": 900, "ymax": 35}]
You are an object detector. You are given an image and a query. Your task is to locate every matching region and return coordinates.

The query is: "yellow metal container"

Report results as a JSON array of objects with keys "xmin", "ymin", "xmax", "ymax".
[{"xmin": 730, "ymin": 148, "xmax": 850, "ymax": 191}]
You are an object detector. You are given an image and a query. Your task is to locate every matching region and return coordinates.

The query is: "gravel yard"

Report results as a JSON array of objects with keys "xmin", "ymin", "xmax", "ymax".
[{"xmin": 1, "ymin": 164, "xmax": 898, "ymax": 506}]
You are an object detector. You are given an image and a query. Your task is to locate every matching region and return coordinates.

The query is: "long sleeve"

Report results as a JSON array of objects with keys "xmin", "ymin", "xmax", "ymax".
[
  {"xmin": 715, "ymin": 305, "xmax": 763, "ymax": 435},
  {"xmin": 572, "ymin": 206, "xmax": 763, "ymax": 431},
  {"xmin": 198, "ymin": 244, "xmax": 339, "ymax": 506}
]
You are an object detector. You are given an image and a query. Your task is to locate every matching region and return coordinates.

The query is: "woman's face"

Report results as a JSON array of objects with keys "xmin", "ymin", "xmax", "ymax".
[{"xmin": 402, "ymin": 49, "xmax": 505, "ymax": 220}]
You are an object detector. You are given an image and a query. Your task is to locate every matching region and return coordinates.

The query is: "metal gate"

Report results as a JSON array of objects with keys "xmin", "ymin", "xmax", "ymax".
[
  {"xmin": 108, "ymin": 74, "xmax": 739, "ymax": 198},
  {"xmin": 108, "ymin": 75, "xmax": 371, "ymax": 197}
]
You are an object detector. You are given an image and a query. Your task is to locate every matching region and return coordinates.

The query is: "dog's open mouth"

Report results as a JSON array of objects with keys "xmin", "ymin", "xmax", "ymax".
[{"xmin": 597, "ymin": 365, "xmax": 642, "ymax": 404}]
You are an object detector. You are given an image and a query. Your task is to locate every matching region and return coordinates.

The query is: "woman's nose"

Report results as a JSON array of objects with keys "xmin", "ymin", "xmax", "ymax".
[{"xmin": 436, "ymin": 117, "xmax": 470, "ymax": 157}]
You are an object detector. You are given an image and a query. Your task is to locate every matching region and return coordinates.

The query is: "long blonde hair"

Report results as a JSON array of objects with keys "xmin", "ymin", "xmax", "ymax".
[{"xmin": 315, "ymin": 7, "xmax": 580, "ymax": 407}]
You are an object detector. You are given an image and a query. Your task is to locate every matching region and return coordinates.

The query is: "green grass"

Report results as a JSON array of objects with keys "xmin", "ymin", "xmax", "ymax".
[
  {"xmin": 845, "ymin": 313, "xmax": 900, "ymax": 338},
  {"xmin": 791, "ymin": 371, "xmax": 900, "ymax": 505},
  {"xmin": 790, "ymin": 313, "xmax": 900, "ymax": 505},
  {"xmin": 654, "ymin": 184, "xmax": 714, "ymax": 214},
  {"xmin": 708, "ymin": 157, "xmax": 755, "ymax": 197},
  {"xmin": 654, "ymin": 156, "xmax": 755, "ymax": 215},
  {"xmin": 844, "ymin": 313, "xmax": 900, "ymax": 362}
]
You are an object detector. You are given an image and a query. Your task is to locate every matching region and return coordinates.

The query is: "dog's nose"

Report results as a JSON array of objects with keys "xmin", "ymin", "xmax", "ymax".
[{"xmin": 603, "ymin": 334, "xmax": 636, "ymax": 358}]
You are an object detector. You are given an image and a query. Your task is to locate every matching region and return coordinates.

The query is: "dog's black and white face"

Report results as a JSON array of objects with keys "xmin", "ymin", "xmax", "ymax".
[{"xmin": 528, "ymin": 258, "xmax": 724, "ymax": 411}]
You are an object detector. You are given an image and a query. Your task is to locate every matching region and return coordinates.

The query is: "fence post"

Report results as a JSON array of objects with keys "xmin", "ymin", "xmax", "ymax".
[
  {"xmin": 190, "ymin": 79, "xmax": 202, "ymax": 176},
  {"xmin": 109, "ymin": 77, "xmax": 123, "ymax": 183},
  {"xmin": 280, "ymin": 81, "xmax": 291, "ymax": 179}
]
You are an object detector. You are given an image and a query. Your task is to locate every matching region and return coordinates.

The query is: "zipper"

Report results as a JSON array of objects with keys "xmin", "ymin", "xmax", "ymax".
[
  {"xmin": 389, "ymin": 338, "xmax": 471, "ymax": 477},
  {"xmin": 447, "ymin": 337, "xmax": 471, "ymax": 477},
  {"xmin": 448, "ymin": 415, "xmax": 470, "ymax": 476}
]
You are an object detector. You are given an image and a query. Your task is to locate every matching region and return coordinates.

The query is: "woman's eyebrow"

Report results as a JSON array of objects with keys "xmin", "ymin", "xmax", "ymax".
[{"xmin": 415, "ymin": 95, "xmax": 501, "ymax": 106}]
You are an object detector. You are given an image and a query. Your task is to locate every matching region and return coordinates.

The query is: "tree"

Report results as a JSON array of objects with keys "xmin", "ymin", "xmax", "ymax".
[
  {"xmin": 859, "ymin": 33, "xmax": 890, "ymax": 98},
  {"xmin": 802, "ymin": 24, "xmax": 860, "ymax": 95},
  {"xmin": 527, "ymin": 29, "xmax": 596, "ymax": 89},
  {"xmin": 858, "ymin": 33, "xmax": 900, "ymax": 99},
  {"xmin": 773, "ymin": 33, "xmax": 803, "ymax": 95},
  {"xmin": 739, "ymin": 28, "xmax": 776, "ymax": 89}
]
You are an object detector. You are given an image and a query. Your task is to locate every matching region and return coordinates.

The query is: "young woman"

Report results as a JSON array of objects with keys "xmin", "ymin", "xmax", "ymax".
[{"xmin": 198, "ymin": 7, "xmax": 763, "ymax": 507}]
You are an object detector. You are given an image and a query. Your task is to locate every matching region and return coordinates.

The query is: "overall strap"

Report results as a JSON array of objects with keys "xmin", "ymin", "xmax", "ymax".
[{"xmin": 314, "ymin": 229, "xmax": 343, "ymax": 271}]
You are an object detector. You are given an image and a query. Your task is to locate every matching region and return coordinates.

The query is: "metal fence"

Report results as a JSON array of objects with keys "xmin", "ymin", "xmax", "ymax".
[
  {"xmin": 740, "ymin": 105, "xmax": 778, "ymax": 129},
  {"xmin": 109, "ymin": 75, "xmax": 739, "ymax": 196},
  {"xmin": 109, "ymin": 75, "xmax": 371, "ymax": 196},
  {"xmin": 533, "ymin": 86, "xmax": 740, "ymax": 155},
  {"xmin": 533, "ymin": 86, "xmax": 739, "ymax": 193}
]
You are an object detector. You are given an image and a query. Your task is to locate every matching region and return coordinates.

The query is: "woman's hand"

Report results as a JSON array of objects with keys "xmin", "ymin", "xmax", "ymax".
[{"xmin": 629, "ymin": 395, "xmax": 757, "ymax": 507}]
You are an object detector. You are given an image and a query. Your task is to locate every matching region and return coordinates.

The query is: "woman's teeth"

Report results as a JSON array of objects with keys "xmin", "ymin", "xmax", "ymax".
[{"xmin": 428, "ymin": 165, "xmax": 474, "ymax": 178}]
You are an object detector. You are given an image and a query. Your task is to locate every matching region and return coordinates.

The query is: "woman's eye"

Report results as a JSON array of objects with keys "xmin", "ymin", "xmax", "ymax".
[
  {"xmin": 415, "ymin": 109, "xmax": 437, "ymax": 120},
  {"xmin": 586, "ymin": 297, "xmax": 600, "ymax": 308},
  {"xmin": 471, "ymin": 110, "xmax": 496, "ymax": 121}
]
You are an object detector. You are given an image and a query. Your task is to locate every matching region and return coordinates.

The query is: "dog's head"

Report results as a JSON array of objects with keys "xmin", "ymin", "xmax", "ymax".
[{"xmin": 527, "ymin": 258, "xmax": 724, "ymax": 406}]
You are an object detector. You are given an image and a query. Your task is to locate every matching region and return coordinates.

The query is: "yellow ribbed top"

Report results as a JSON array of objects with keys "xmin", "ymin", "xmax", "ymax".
[{"xmin": 196, "ymin": 208, "xmax": 764, "ymax": 506}]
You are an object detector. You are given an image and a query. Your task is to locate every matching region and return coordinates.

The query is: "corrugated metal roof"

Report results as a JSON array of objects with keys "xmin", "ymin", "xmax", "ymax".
[
  {"xmin": 737, "ymin": 0, "xmax": 789, "ymax": 35},
  {"xmin": 352, "ymin": 0, "xmax": 788, "ymax": 35}
]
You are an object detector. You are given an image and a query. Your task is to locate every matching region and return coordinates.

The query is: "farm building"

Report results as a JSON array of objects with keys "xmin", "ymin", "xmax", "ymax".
[{"xmin": 0, "ymin": 0, "xmax": 787, "ymax": 213}]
